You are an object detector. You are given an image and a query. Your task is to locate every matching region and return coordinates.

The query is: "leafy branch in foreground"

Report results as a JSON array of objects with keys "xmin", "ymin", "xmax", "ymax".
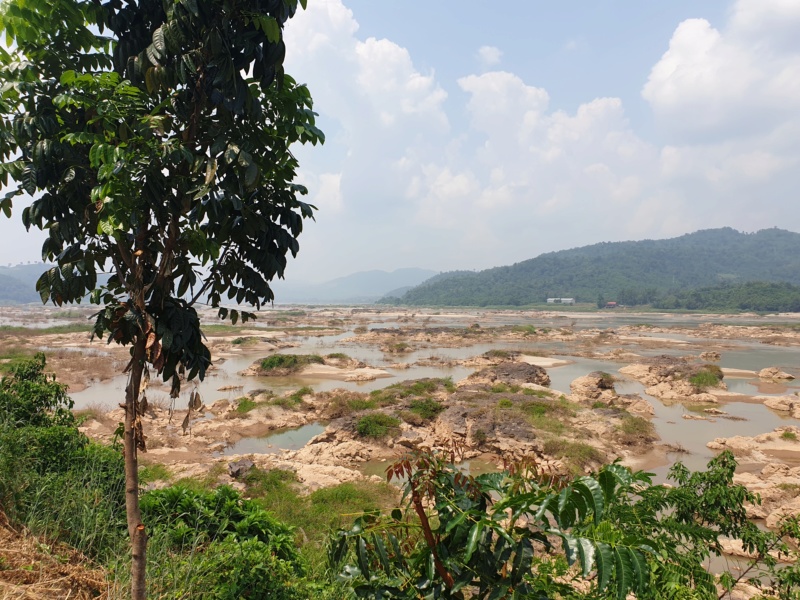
[{"xmin": 329, "ymin": 451, "xmax": 800, "ymax": 599}]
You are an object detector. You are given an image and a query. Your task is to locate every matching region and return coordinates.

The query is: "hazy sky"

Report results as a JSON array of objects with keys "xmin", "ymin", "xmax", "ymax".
[{"xmin": 2, "ymin": 0, "xmax": 799, "ymax": 284}]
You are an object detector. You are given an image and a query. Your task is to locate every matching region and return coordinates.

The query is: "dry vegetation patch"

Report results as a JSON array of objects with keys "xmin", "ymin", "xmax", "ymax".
[{"xmin": 0, "ymin": 512, "xmax": 108, "ymax": 599}]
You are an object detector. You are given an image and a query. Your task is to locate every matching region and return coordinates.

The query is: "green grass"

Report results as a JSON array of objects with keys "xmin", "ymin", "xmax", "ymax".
[
  {"xmin": 272, "ymin": 386, "xmax": 314, "ymax": 409},
  {"xmin": 260, "ymin": 354, "xmax": 324, "ymax": 372},
  {"xmin": 407, "ymin": 398, "xmax": 444, "ymax": 421},
  {"xmin": 369, "ymin": 378, "xmax": 455, "ymax": 406},
  {"xmin": 0, "ymin": 323, "xmax": 92, "ymax": 336},
  {"xmin": 235, "ymin": 397, "xmax": 270, "ymax": 414},
  {"xmin": 498, "ymin": 398, "xmax": 514, "ymax": 409},
  {"xmin": 232, "ymin": 336, "xmax": 261, "ymax": 346},
  {"xmin": 0, "ymin": 346, "xmax": 36, "ymax": 374},
  {"xmin": 356, "ymin": 413, "xmax": 401, "ymax": 438},
  {"xmin": 511, "ymin": 325, "xmax": 537, "ymax": 335},
  {"xmin": 520, "ymin": 397, "xmax": 576, "ymax": 435},
  {"xmin": 619, "ymin": 416, "xmax": 656, "ymax": 444},
  {"xmin": 139, "ymin": 463, "xmax": 172, "ymax": 484},
  {"xmin": 348, "ymin": 398, "xmax": 378, "ymax": 411},
  {"xmin": 242, "ymin": 467, "xmax": 398, "ymax": 575},
  {"xmin": 325, "ymin": 352, "xmax": 351, "ymax": 360},
  {"xmin": 780, "ymin": 430, "xmax": 798, "ymax": 442},
  {"xmin": 543, "ymin": 439, "xmax": 604, "ymax": 474},
  {"xmin": 689, "ymin": 368, "xmax": 723, "ymax": 390}
]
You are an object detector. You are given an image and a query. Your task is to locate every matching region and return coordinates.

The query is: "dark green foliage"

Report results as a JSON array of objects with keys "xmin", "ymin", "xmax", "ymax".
[
  {"xmin": 356, "ymin": 413, "xmax": 401, "ymax": 438},
  {"xmin": 0, "ymin": 0, "xmax": 322, "ymax": 387},
  {"xmin": 0, "ymin": 357, "xmax": 126, "ymax": 560},
  {"xmin": 654, "ymin": 281, "xmax": 800, "ymax": 312},
  {"xmin": 140, "ymin": 485, "xmax": 298, "ymax": 564},
  {"xmin": 260, "ymin": 353, "xmax": 324, "ymax": 372},
  {"xmin": 330, "ymin": 451, "xmax": 800, "ymax": 599},
  {"xmin": 0, "ymin": 353, "xmax": 73, "ymax": 427},
  {"xmin": 383, "ymin": 228, "xmax": 800, "ymax": 307},
  {"xmin": 369, "ymin": 378, "xmax": 454, "ymax": 406},
  {"xmin": 689, "ymin": 366, "xmax": 723, "ymax": 390},
  {"xmin": 407, "ymin": 398, "xmax": 444, "ymax": 421}
]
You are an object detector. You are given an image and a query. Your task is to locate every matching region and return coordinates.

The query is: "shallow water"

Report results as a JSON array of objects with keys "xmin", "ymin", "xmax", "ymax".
[
  {"xmin": 68, "ymin": 313, "xmax": 800, "ymax": 466},
  {"xmin": 220, "ymin": 422, "xmax": 326, "ymax": 456}
]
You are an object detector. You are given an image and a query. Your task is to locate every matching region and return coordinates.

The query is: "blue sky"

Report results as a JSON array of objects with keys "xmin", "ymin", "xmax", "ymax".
[{"xmin": 3, "ymin": 0, "xmax": 799, "ymax": 291}]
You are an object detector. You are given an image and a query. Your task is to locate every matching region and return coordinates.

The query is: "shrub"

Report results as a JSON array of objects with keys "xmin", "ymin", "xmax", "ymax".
[
  {"xmin": 497, "ymin": 398, "xmax": 514, "ymax": 409},
  {"xmin": 542, "ymin": 439, "xmax": 604, "ymax": 472},
  {"xmin": 272, "ymin": 386, "xmax": 314, "ymax": 409},
  {"xmin": 348, "ymin": 398, "xmax": 378, "ymax": 411},
  {"xmin": 0, "ymin": 353, "xmax": 74, "ymax": 427},
  {"xmin": 408, "ymin": 398, "xmax": 444, "ymax": 421},
  {"xmin": 780, "ymin": 430, "xmax": 798, "ymax": 442},
  {"xmin": 689, "ymin": 369, "xmax": 723, "ymax": 390},
  {"xmin": 330, "ymin": 451, "xmax": 799, "ymax": 599},
  {"xmin": 356, "ymin": 414, "xmax": 401, "ymax": 438},
  {"xmin": 325, "ymin": 353, "xmax": 350, "ymax": 360},
  {"xmin": 619, "ymin": 416, "xmax": 657, "ymax": 445},
  {"xmin": 141, "ymin": 485, "xmax": 298, "ymax": 563},
  {"xmin": 231, "ymin": 336, "xmax": 260, "ymax": 346},
  {"xmin": 260, "ymin": 354, "xmax": 324, "ymax": 373}
]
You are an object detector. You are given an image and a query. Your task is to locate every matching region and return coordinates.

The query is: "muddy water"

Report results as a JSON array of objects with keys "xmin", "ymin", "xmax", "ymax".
[
  {"xmin": 68, "ymin": 313, "xmax": 800, "ymax": 472},
  {"xmin": 220, "ymin": 422, "xmax": 327, "ymax": 456}
]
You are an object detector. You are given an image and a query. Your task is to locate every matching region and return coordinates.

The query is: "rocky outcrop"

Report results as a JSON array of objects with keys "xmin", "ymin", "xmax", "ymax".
[
  {"xmin": 570, "ymin": 371, "xmax": 616, "ymax": 403},
  {"xmin": 468, "ymin": 361, "xmax": 551, "ymax": 387},
  {"xmin": 699, "ymin": 351, "xmax": 721, "ymax": 361},
  {"xmin": 707, "ymin": 426, "xmax": 800, "ymax": 464},
  {"xmin": 758, "ymin": 367, "xmax": 795, "ymax": 380},
  {"xmin": 758, "ymin": 395, "xmax": 800, "ymax": 418},
  {"xmin": 619, "ymin": 357, "xmax": 724, "ymax": 403},
  {"xmin": 733, "ymin": 463, "xmax": 800, "ymax": 530}
]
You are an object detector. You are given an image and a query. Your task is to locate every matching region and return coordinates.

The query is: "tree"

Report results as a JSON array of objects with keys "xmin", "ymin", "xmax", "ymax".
[
  {"xmin": 0, "ymin": 0, "xmax": 322, "ymax": 596},
  {"xmin": 330, "ymin": 451, "xmax": 800, "ymax": 599}
]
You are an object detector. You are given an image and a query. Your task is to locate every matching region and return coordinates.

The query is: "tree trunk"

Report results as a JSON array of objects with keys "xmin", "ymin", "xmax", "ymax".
[{"xmin": 124, "ymin": 336, "xmax": 148, "ymax": 600}]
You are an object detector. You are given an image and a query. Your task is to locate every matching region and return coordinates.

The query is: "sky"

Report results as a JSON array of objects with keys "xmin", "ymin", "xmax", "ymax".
[{"xmin": 2, "ymin": 0, "xmax": 800, "ymax": 284}]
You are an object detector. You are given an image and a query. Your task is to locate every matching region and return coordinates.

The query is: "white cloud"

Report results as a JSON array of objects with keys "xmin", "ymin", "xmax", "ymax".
[
  {"xmin": 276, "ymin": 0, "xmax": 800, "ymax": 282},
  {"xmin": 477, "ymin": 45, "xmax": 503, "ymax": 69},
  {"xmin": 643, "ymin": 1, "xmax": 800, "ymax": 141}
]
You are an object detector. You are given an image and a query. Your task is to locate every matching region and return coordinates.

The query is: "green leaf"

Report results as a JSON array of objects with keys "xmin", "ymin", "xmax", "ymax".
[
  {"xmin": 595, "ymin": 542, "xmax": 613, "ymax": 591},
  {"xmin": 356, "ymin": 537, "xmax": 370, "ymax": 580},
  {"xmin": 615, "ymin": 545, "xmax": 634, "ymax": 598},
  {"xmin": 244, "ymin": 163, "xmax": 258, "ymax": 187},
  {"xmin": 262, "ymin": 16, "xmax": 281, "ymax": 44},
  {"xmin": 464, "ymin": 521, "xmax": 483, "ymax": 563},
  {"xmin": 574, "ymin": 477, "xmax": 605, "ymax": 523},
  {"xmin": 575, "ymin": 537, "xmax": 596, "ymax": 577},
  {"xmin": 205, "ymin": 158, "xmax": 217, "ymax": 185}
]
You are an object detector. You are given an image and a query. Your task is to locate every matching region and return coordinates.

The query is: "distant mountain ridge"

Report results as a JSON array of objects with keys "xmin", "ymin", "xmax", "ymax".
[
  {"xmin": 0, "ymin": 264, "xmax": 439, "ymax": 306},
  {"xmin": 381, "ymin": 228, "xmax": 800, "ymax": 307},
  {"xmin": 270, "ymin": 268, "xmax": 438, "ymax": 304}
]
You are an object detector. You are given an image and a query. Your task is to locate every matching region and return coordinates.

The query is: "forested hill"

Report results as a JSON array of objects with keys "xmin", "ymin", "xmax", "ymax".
[{"xmin": 381, "ymin": 228, "xmax": 800, "ymax": 307}]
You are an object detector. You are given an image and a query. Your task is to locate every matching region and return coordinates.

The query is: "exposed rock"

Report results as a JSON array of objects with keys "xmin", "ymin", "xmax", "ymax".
[
  {"xmin": 707, "ymin": 426, "xmax": 800, "ymax": 465},
  {"xmin": 758, "ymin": 367, "xmax": 795, "ymax": 380},
  {"xmin": 227, "ymin": 458, "xmax": 254, "ymax": 479},
  {"xmin": 766, "ymin": 496, "xmax": 800, "ymax": 529},
  {"xmin": 699, "ymin": 351, "xmax": 721, "ymax": 361},
  {"xmin": 569, "ymin": 371, "xmax": 616, "ymax": 404},
  {"xmin": 758, "ymin": 395, "xmax": 800, "ymax": 418},
  {"xmin": 469, "ymin": 361, "xmax": 551, "ymax": 387}
]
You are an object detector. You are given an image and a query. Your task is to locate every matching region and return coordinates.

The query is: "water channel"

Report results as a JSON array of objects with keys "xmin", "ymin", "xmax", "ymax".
[{"xmin": 67, "ymin": 312, "xmax": 800, "ymax": 474}]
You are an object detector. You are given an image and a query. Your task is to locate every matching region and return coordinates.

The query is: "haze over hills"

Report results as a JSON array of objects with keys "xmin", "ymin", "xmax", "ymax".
[
  {"xmin": 0, "ymin": 264, "xmax": 439, "ymax": 306},
  {"xmin": 380, "ymin": 228, "xmax": 800, "ymax": 307},
  {"xmin": 247, "ymin": 268, "xmax": 439, "ymax": 304}
]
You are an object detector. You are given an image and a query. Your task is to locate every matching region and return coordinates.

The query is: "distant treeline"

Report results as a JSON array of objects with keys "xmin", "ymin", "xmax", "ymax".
[
  {"xmin": 379, "ymin": 228, "xmax": 800, "ymax": 308},
  {"xmin": 646, "ymin": 281, "xmax": 800, "ymax": 312}
]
